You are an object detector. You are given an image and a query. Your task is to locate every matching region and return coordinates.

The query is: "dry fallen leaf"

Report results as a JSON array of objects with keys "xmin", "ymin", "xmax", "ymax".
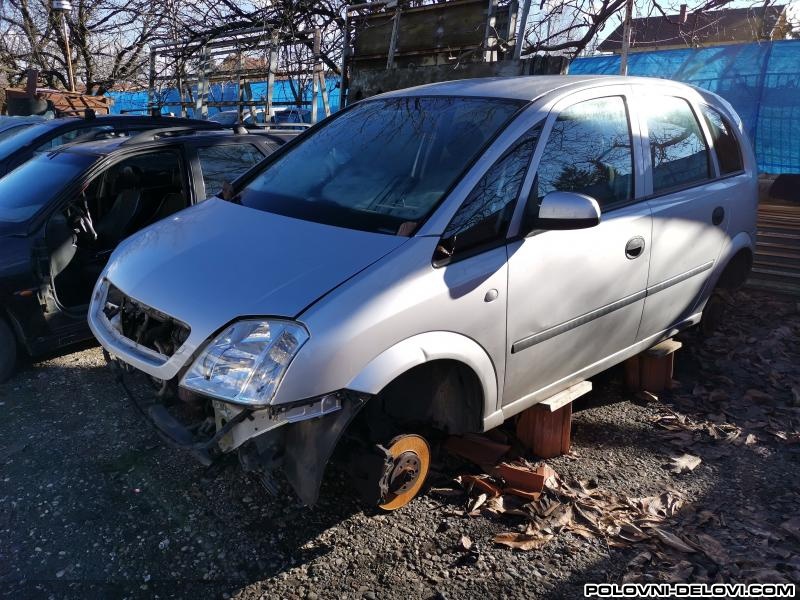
[
  {"xmin": 669, "ymin": 454, "xmax": 702, "ymax": 474},
  {"xmin": 652, "ymin": 527, "xmax": 696, "ymax": 553},
  {"xmin": 493, "ymin": 531, "xmax": 553, "ymax": 551}
]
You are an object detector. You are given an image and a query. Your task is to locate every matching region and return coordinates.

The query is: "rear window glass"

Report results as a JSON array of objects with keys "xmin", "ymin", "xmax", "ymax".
[
  {"xmin": 701, "ymin": 106, "xmax": 744, "ymax": 175},
  {"xmin": 645, "ymin": 97, "xmax": 710, "ymax": 193}
]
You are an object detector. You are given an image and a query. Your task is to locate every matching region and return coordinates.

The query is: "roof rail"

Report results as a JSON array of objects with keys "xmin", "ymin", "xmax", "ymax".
[
  {"xmin": 257, "ymin": 123, "xmax": 312, "ymax": 131},
  {"xmin": 121, "ymin": 126, "xmax": 205, "ymax": 146}
]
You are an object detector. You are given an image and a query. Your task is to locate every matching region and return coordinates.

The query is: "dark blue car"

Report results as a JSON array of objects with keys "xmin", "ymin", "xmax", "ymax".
[{"xmin": 0, "ymin": 114, "xmax": 223, "ymax": 178}]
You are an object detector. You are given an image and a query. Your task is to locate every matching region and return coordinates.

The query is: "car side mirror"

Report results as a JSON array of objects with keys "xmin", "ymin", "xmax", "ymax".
[{"xmin": 533, "ymin": 191, "xmax": 601, "ymax": 231}]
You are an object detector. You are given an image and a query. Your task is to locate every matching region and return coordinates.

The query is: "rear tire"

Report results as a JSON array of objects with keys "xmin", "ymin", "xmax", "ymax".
[
  {"xmin": 700, "ymin": 290, "xmax": 727, "ymax": 337},
  {"xmin": 0, "ymin": 318, "xmax": 17, "ymax": 383}
]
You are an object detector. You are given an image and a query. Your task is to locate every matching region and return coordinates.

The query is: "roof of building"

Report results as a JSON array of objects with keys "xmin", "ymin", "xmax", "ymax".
[{"xmin": 597, "ymin": 5, "xmax": 787, "ymax": 52}]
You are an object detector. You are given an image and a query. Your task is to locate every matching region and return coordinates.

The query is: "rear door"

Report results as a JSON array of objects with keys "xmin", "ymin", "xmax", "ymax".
[
  {"xmin": 503, "ymin": 86, "xmax": 652, "ymax": 410},
  {"xmin": 633, "ymin": 92, "xmax": 731, "ymax": 339}
]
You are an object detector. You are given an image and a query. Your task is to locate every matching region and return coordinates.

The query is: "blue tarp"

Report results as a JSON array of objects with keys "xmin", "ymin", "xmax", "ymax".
[
  {"xmin": 108, "ymin": 78, "xmax": 341, "ymax": 120},
  {"xmin": 570, "ymin": 40, "xmax": 800, "ymax": 174}
]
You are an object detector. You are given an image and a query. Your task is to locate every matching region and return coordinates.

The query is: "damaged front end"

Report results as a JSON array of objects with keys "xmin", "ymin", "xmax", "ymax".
[
  {"xmin": 97, "ymin": 281, "xmax": 371, "ymax": 506},
  {"xmin": 108, "ymin": 354, "xmax": 369, "ymax": 505}
]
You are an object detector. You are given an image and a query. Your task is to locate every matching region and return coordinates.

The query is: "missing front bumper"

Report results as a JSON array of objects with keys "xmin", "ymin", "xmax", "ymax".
[{"xmin": 105, "ymin": 352, "xmax": 371, "ymax": 505}]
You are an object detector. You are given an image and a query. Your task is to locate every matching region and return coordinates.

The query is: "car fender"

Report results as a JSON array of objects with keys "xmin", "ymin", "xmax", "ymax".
[
  {"xmin": 346, "ymin": 331, "xmax": 500, "ymax": 427},
  {"xmin": 692, "ymin": 230, "xmax": 754, "ymax": 314},
  {"xmin": 711, "ymin": 230, "xmax": 755, "ymax": 288}
]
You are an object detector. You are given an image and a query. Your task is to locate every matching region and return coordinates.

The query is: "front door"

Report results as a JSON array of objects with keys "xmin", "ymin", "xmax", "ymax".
[{"xmin": 503, "ymin": 90, "xmax": 651, "ymax": 411}]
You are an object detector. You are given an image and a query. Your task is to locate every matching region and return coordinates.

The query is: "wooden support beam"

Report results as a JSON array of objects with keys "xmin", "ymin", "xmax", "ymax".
[
  {"xmin": 625, "ymin": 339, "xmax": 682, "ymax": 393},
  {"xmin": 516, "ymin": 381, "xmax": 592, "ymax": 459}
]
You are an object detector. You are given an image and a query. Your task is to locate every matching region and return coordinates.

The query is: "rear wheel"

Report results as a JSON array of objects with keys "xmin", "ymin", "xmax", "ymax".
[
  {"xmin": 700, "ymin": 290, "xmax": 728, "ymax": 337},
  {"xmin": 0, "ymin": 319, "xmax": 17, "ymax": 383}
]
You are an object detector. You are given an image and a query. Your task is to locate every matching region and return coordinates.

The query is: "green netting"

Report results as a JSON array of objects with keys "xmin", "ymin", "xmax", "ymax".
[{"xmin": 570, "ymin": 41, "xmax": 800, "ymax": 174}]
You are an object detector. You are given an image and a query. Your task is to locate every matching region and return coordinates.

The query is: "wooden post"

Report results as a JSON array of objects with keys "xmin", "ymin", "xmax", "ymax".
[
  {"xmin": 386, "ymin": 4, "xmax": 401, "ymax": 69},
  {"xmin": 516, "ymin": 381, "xmax": 591, "ymax": 459},
  {"xmin": 625, "ymin": 339, "xmax": 682, "ymax": 393},
  {"xmin": 267, "ymin": 31, "xmax": 278, "ymax": 121},
  {"xmin": 339, "ymin": 9, "xmax": 350, "ymax": 110},
  {"xmin": 513, "ymin": 0, "xmax": 532, "ymax": 62},
  {"xmin": 312, "ymin": 28, "xmax": 321, "ymax": 124},
  {"xmin": 619, "ymin": 0, "xmax": 634, "ymax": 76},
  {"xmin": 147, "ymin": 50, "xmax": 156, "ymax": 114},
  {"xmin": 483, "ymin": 0, "xmax": 498, "ymax": 62}
]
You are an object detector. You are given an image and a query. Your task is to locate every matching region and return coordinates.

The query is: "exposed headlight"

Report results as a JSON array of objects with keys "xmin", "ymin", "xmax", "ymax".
[{"xmin": 180, "ymin": 319, "xmax": 309, "ymax": 407}]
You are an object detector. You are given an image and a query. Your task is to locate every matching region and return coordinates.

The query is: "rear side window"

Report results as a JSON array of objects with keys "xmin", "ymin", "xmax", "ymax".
[
  {"xmin": 197, "ymin": 144, "xmax": 264, "ymax": 197},
  {"xmin": 534, "ymin": 96, "xmax": 634, "ymax": 210},
  {"xmin": 645, "ymin": 97, "xmax": 710, "ymax": 193},
  {"xmin": 701, "ymin": 106, "xmax": 744, "ymax": 175},
  {"xmin": 441, "ymin": 122, "xmax": 543, "ymax": 258}
]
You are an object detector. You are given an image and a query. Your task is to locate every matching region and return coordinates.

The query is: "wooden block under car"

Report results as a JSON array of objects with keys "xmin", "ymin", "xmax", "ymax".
[
  {"xmin": 516, "ymin": 381, "xmax": 592, "ymax": 458},
  {"xmin": 625, "ymin": 339, "xmax": 682, "ymax": 393}
]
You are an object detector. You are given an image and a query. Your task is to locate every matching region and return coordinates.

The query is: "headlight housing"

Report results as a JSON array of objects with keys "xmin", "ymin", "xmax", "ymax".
[{"xmin": 180, "ymin": 319, "xmax": 309, "ymax": 407}]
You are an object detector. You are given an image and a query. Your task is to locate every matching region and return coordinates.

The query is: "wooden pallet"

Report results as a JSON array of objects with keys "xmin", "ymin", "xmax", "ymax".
[{"xmin": 749, "ymin": 202, "xmax": 800, "ymax": 296}]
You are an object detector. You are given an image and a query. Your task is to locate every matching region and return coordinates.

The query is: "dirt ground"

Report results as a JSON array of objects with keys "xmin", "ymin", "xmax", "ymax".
[{"xmin": 1, "ymin": 289, "xmax": 798, "ymax": 599}]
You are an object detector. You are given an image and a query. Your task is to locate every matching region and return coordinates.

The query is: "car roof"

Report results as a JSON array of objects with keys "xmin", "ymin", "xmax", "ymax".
[
  {"xmin": 17, "ymin": 114, "xmax": 216, "ymax": 131},
  {"xmin": 376, "ymin": 74, "xmax": 693, "ymax": 102},
  {"xmin": 57, "ymin": 129, "xmax": 274, "ymax": 157}
]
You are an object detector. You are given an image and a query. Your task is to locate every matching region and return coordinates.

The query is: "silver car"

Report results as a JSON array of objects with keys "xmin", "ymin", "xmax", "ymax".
[{"xmin": 89, "ymin": 75, "xmax": 757, "ymax": 509}]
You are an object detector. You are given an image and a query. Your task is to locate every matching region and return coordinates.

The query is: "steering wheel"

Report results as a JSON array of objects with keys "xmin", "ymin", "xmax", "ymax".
[{"xmin": 66, "ymin": 193, "xmax": 98, "ymax": 241}]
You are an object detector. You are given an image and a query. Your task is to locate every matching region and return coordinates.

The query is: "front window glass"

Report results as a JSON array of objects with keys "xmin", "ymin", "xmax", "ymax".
[
  {"xmin": 0, "ymin": 152, "xmax": 93, "ymax": 222},
  {"xmin": 646, "ymin": 96, "xmax": 710, "ymax": 193},
  {"xmin": 534, "ymin": 96, "xmax": 633, "ymax": 209},
  {"xmin": 237, "ymin": 96, "xmax": 523, "ymax": 235},
  {"xmin": 197, "ymin": 144, "xmax": 264, "ymax": 197},
  {"xmin": 442, "ymin": 122, "xmax": 542, "ymax": 256}
]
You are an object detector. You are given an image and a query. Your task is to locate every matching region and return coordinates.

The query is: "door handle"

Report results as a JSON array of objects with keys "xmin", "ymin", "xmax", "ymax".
[
  {"xmin": 712, "ymin": 206, "xmax": 725, "ymax": 226},
  {"xmin": 625, "ymin": 236, "xmax": 645, "ymax": 259}
]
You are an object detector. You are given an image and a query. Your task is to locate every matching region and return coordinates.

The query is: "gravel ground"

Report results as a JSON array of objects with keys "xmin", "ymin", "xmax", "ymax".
[{"xmin": 1, "ymin": 290, "xmax": 798, "ymax": 599}]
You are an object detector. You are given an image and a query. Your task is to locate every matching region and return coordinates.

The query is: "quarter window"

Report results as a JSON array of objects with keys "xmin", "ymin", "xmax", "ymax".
[
  {"xmin": 701, "ymin": 106, "xmax": 744, "ymax": 175},
  {"xmin": 197, "ymin": 144, "xmax": 264, "ymax": 197},
  {"xmin": 646, "ymin": 97, "xmax": 710, "ymax": 193},
  {"xmin": 440, "ymin": 123, "xmax": 542, "ymax": 258},
  {"xmin": 534, "ymin": 96, "xmax": 634, "ymax": 209}
]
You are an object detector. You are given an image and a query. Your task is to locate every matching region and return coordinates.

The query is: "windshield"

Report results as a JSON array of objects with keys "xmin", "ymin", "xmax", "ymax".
[
  {"xmin": 0, "ymin": 151, "xmax": 94, "ymax": 223},
  {"xmin": 236, "ymin": 96, "xmax": 523, "ymax": 234}
]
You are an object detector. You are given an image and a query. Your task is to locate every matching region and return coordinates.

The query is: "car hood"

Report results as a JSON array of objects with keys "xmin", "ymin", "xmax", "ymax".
[{"xmin": 104, "ymin": 199, "xmax": 408, "ymax": 337}]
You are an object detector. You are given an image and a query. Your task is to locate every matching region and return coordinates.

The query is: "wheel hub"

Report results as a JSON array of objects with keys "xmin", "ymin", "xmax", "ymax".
[
  {"xmin": 377, "ymin": 434, "xmax": 431, "ymax": 511},
  {"xmin": 388, "ymin": 451, "xmax": 422, "ymax": 494}
]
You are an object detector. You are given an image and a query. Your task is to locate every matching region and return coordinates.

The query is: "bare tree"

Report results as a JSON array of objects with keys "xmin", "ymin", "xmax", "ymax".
[{"xmin": 0, "ymin": 0, "xmax": 168, "ymax": 93}]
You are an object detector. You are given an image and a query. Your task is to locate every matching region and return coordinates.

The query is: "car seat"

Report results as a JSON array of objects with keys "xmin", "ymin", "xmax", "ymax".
[
  {"xmin": 96, "ymin": 166, "xmax": 142, "ymax": 245},
  {"xmin": 152, "ymin": 169, "xmax": 186, "ymax": 222}
]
